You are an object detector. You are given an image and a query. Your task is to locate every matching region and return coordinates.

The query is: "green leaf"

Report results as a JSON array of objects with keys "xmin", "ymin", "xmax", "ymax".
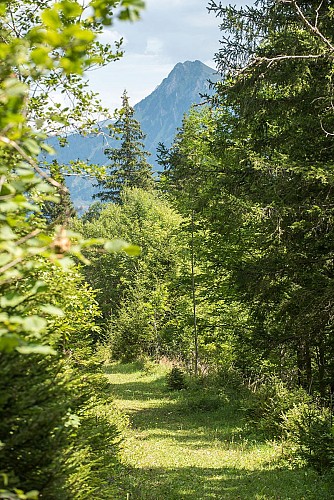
[
  {"xmin": 41, "ymin": 29, "xmax": 63, "ymax": 47},
  {"xmin": 55, "ymin": 256, "xmax": 75, "ymax": 270},
  {"xmin": 24, "ymin": 139, "xmax": 41, "ymax": 156},
  {"xmin": 31, "ymin": 47, "xmax": 52, "ymax": 67},
  {"xmin": 40, "ymin": 304, "xmax": 65, "ymax": 317},
  {"xmin": 0, "ymin": 334, "xmax": 21, "ymax": 353},
  {"xmin": 122, "ymin": 0, "xmax": 145, "ymax": 6},
  {"xmin": 17, "ymin": 344, "xmax": 56, "ymax": 355},
  {"xmin": 118, "ymin": 0, "xmax": 145, "ymax": 22},
  {"xmin": 64, "ymin": 25, "xmax": 95, "ymax": 43},
  {"xmin": 2, "ymin": 78, "xmax": 28, "ymax": 96},
  {"xmin": 22, "ymin": 316, "xmax": 47, "ymax": 334},
  {"xmin": 0, "ymin": 253, "xmax": 11, "ymax": 267},
  {"xmin": 0, "ymin": 313, "xmax": 9, "ymax": 323},
  {"xmin": 0, "ymin": 225, "xmax": 16, "ymax": 240},
  {"xmin": 80, "ymin": 237, "xmax": 105, "ymax": 248},
  {"xmin": 59, "ymin": 0, "xmax": 83, "ymax": 18},
  {"xmin": 123, "ymin": 244, "xmax": 141, "ymax": 256},
  {"xmin": 59, "ymin": 57, "xmax": 82, "ymax": 74},
  {"xmin": 104, "ymin": 238, "xmax": 140, "ymax": 255},
  {"xmin": 41, "ymin": 8, "xmax": 62, "ymax": 29},
  {"xmin": 25, "ymin": 491, "xmax": 39, "ymax": 500},
  {"xmin": 30, "ymin": 280, "xmax": 48, "ymax": 295},
  {"xmin": 40, "ymin": 143, "xmax": 55, "ymax": 155},
  {"xmin": 0, "ymin": 293, "xmax": 26, "ymax": 308}
]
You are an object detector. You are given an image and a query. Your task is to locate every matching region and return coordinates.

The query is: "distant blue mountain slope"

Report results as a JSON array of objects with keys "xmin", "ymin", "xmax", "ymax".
[
  {"xmin": 49, "ymin": 60, "xmax": 218, "ymax": 210},
  {"xmin": 134, "ymin": 60, "xmax": 218, "ymax": 154}
]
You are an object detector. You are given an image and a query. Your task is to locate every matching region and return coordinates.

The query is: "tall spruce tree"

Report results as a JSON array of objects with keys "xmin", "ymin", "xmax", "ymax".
[
  {"xmin": 207, "ymin": 0, "xmax": 334, "ymax": 396},
  {"xmin": 96, "ymin": 91, "xmax": 154, "ymax": 203},
  {"xmin": 161, "ymin": 0, "xmax": 334, "ymax": 396}
]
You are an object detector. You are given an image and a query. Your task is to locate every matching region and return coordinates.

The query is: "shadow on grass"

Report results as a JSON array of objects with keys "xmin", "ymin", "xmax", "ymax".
[
  {"xmin": 107, "ymin": 363, "xmax": 252, "ymax": 446},
  {"xmin": 105, "ymin": 362, "xmax": 146, "ymax": 375},
  {"xmin": 111, "ymin": 464, "xmax": 333, "ymax": 500},
  {"xmin": 112, "ymin": 401, "xmax": 248, "ymax": 452},
  {"xmin": 106, "ymin": 363, "xmax": 334, "ymax": 499},
  {"xmin": 128, "ymin": 401, "xmax": 244, "ymax": 435},
  {"xmin": 107, "ymin": 377, "xmax": 170, "ymax": 402}
]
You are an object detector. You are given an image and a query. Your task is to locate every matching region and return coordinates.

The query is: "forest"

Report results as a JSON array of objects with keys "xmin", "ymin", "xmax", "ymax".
[{"xmin": 0, "ymin": 0, "xmax": 334, "ymax": 498}]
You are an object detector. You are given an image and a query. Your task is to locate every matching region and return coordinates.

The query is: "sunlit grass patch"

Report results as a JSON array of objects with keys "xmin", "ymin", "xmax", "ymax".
[{"xmin": 105, "ymin": 362, "xmax": 334, "ymax": 499}]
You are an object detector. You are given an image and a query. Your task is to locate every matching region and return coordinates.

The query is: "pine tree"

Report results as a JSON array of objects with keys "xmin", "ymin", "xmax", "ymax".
[{"xmin": 96, "ymin": 90, "xmax": 154, "ymax": 203}]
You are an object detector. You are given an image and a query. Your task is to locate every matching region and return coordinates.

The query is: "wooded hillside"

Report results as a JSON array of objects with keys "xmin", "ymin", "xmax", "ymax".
[{"xmin": 1, "ymin": 1, "xmax": 334, "ymax": 498}]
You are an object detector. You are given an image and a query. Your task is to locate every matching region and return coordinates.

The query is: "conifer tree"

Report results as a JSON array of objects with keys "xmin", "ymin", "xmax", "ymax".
[{"xmin": 96, "ymin": 90, "xmax": 155, "ymax": 203}]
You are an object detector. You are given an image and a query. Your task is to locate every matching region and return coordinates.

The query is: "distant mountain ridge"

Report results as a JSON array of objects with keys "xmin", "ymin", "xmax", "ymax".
[
  {"xmin": 135, "ymin": 60, "xmax": 218, "ymax": 154},
  {"xmin": 51, "ymin": 60, "xmax": 218, "ymax": 209}
]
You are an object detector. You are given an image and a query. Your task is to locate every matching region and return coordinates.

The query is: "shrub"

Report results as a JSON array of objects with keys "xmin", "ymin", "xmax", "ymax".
[
  {"xmin": 166, "ymin": 367, "xmax": 187, "ymax": 391},
  {"xmin": 0, "ymin": 352, "xmax": 73, "ymax": 496},
  {"xmin": 243, "ymin": 376, "xmax": 310, "ymax": 438},
  {"xmin": 0, "ymin": 351, "xmax": 127, "ymax": 499},
  {"xmin": 283, "ymin": 402, "xmax": 334, "ymax": 473},
  {"xmin": 214, "ymin": 366, "xmax": 245, "ymax": 392}
]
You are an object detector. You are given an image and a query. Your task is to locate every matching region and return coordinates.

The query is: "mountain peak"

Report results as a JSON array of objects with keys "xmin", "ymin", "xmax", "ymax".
[
  {"xmin": 174, "ymin": 59, "xmax": 201, "ymax": 69},
  {"xmin": 50, "ymin": 60, "xmax": 220, "ymax": 209},
  {"xmin": 170, "ymin": 60, "xmax": 214, "ymax": 76},
  {"xmin": 134, "ymin": 60, "xmax": 218, "ymax": 152}
]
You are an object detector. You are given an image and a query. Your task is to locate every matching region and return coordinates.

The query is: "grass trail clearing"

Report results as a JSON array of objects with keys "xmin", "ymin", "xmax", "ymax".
[{"xmin": 105, "ymin": 362, "xmax": 333, "ymax": 499}]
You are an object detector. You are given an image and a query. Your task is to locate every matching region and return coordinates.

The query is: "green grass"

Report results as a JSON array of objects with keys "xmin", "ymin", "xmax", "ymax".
[{"xmin": 104, "ymin": 362, "xmax": 333, "ymax": 499}]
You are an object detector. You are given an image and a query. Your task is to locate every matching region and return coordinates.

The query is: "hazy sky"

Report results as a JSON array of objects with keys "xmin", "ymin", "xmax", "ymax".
[{"xmin": 87, "ymin": 0, "xmax": 223, "ymax": 111}]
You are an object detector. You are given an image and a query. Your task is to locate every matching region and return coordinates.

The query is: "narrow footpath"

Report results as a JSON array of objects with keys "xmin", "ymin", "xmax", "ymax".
[{"xmin": 105, "ymin": 362, "xmax": 331, "ymax": 500}]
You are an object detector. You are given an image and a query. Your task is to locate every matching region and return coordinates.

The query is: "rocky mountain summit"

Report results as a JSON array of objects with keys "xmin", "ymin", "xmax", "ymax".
[
  {"xmin": 51, "ymin": 60, "xmax": 218, "ymax": 208},
  {"xmin": 135, "ymin": 60, "xmax": 218, "ymax": 154}
]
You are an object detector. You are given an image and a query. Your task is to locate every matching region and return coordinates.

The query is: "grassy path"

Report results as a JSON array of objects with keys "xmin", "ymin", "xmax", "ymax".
[{"xmin": 105, "ymin": 362, "xmax": 332, "ymax": 499}]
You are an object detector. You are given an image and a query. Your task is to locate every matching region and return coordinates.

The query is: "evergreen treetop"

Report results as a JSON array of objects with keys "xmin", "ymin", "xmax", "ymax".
[{"xmin": 96, "ymin": 90, "xmax": 155, "ymax": 203}]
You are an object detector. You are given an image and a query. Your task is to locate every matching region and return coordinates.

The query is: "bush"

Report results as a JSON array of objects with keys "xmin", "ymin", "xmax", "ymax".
[
  {"xmin": 243, "ymin": 376, "xmax": 310, "ymax": 438},
  {"xmin": 0, "ymin": 351, "xmax": 127, "ymax": 499},
  {"xmin": 213, "ymin": 366, "xmax": 245, "ymax": 392},
  {"xmin": 0, "ymin": 352, "xmax": 73, "ymax": 496},
  {"xmin": 63, "ymin": 398, "xmax": 127, "ymax": 499},
  {"xmin": 283, "ymin": 402, "xmax": 334, "ymax": 473},
  {"xmin": 166, "ymin": 367, "xmax": 187, "ymax": 391}
]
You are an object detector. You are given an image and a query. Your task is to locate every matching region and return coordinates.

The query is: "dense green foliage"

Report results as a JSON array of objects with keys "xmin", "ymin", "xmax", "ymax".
[
  {"xmin": 76, "ymin": 188, "xmax": 193, "ymax": 360},
  {"xmin": 154, "ymin": 0, "xmax": 334, "ymax": 473},
  {"xmin": 158, "ymin": 0, "xmax": 334, "ymax": 396},
  {"xmin": 0, "ymin": 267, "xmax": 124, "ymax": 497},
  {"xmin": 0, "ymin": 0, "xmax": 144, "ymax": 497},
  {"xmin": 203, "ymin": 0, "xmax": 334, "ymax": 394},
  {"xmin": 283, "ymin": 401, "xmax": 334, "ymax": 473},
  {"xmin": 2, "ymin": 0, "xmax": 334, "ymax": 495},
  {"xmin": 166, "ymin": 366, "xmax": 187, "ymax": 391}
]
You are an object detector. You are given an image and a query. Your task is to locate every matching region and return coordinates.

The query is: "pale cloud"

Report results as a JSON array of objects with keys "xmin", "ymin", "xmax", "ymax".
[
  {"xmin": 87, "ymin": 54, "xmax": 173, "ymax": 110},
  {"xmin": 98, "ymin": 28, "xmax": 127, "ymax": 46},
  {"xmin": 112, "ymin": 1, "xmax": 221, "ymax": 68},
  {"xmin": 145, "ymin": 37, "xmax": 164, "ymax": 56},
  {"xmin": 86, "ymin": 0, "xmax": 238, "ymax": 110}
]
